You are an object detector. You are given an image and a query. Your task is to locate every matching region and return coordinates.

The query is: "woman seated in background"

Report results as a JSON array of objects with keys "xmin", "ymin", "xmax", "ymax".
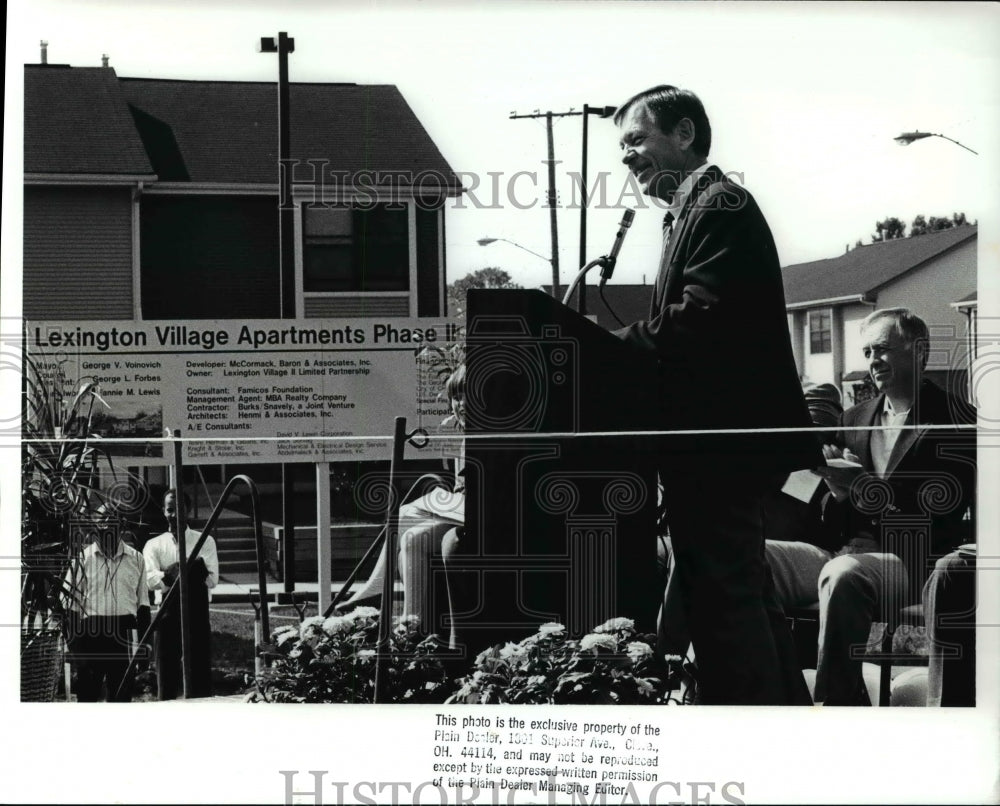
[{"xmin": 336, "ymin": 365, "xmax": 465, "ymax": 645}]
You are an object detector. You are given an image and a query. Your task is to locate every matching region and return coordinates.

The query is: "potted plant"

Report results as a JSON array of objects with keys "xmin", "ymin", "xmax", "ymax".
[{"xmin": 20, "ymin": 349, "xmax": 140, "ymax": 700}]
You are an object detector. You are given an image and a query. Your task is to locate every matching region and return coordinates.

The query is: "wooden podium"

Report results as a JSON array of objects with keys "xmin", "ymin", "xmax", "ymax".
[{"xmin": 449, "ymin": 289, "xmax": 660, "ymax": 655}]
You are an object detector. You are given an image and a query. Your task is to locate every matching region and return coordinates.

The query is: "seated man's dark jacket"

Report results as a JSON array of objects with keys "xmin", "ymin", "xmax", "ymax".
[{"xmin": 827, "ymin": 378, "xmax": 976, "ymax": 593}]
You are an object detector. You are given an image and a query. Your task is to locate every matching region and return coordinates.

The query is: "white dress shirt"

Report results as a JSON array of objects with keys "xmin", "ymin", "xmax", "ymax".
[
  {"xmin": 143, "ymin": 527, "xmax": 219, "ymax": 604},
  {"xmin": 664, "ymin": 159, "xmax": 712, "ymax": 222},
  {"xmin": 64, "ymin": 540, "xmax": 148, "ymax": 618},
  {"xmin": 871, "ymin": 397, "xmax": 911, "ymax": 478}
]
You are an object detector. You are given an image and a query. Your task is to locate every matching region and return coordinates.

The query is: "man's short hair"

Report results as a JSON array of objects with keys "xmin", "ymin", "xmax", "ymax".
[
  {"xmin": 862, "ymin": 307, "xmax": 930, "ymax": 367},
  {"xmin": 164, "ymin": 488, "xmax": 193, "ymax": 511},
  {"xmin": 613, "ymin": 85, "xmax": 712, "ymax": 157}
]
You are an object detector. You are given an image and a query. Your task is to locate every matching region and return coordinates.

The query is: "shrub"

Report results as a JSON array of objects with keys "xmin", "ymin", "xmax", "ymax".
[
  {"xmin": 250, "ymin": 607, "xmax": 451, "ymax": 703},
  {"xmin": 446, "ymin": 618, "xmax": 694, "ymax": 705}
]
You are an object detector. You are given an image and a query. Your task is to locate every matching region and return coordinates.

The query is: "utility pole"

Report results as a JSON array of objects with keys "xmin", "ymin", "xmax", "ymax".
[
  {"xmin": 510, "ymin": 110, "xmax": 562, "ymax": 297},
  {"xmin": 511, "ymin": 105, "xmax": 616, "ymax": 312},
  {"xmin": 545, "ymin": 113, "xmax": 560, "ymax": 296}
]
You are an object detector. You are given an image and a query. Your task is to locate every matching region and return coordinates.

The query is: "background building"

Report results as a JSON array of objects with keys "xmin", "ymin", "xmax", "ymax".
[
  {"xmin": 782, "ymin": 225, "xmax": 977, "ymax": 404},
  {"xmin": 24, "ymin": 63, "xmax": 461, "ymax": 321},
  {"xmin": 23, "ymin": 60, "xmax": 463, "ymax": 581}
]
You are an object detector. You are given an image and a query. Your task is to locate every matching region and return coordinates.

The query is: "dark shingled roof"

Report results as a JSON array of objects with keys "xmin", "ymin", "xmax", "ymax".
[
  {"xmin": 781, "ymin": 225, "xmax": 977, "ymax": 306},
  {"xmin": 119, "ymin": 78, "xmax": 460, "ymax": 187},
  {"xmin": 25, "ymin": 66, "xmax": 459, "ymax": 189},
  {"xmin": 24, "ymin": 66, "xmax": 154, "ymax": 175},
  {"xmin": 953, "ymin": 291, "xmax": 977, "ymax": 305}
]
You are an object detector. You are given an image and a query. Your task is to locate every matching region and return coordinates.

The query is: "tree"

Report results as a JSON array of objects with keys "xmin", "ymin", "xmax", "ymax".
[
  {"xmin": 871, "ymin": 217, "xmax": 906, "ymax": 242},
  {"xmin": 447, "ymin": 267, "xmax": 522, "ymax": 322},
  {"xmin": 910, "ymin": 211, "xmax": 968, "ymax": 237}
]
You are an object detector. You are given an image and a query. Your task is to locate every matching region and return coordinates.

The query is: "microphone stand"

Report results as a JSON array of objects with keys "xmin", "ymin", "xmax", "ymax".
[{"xmin": 561, "ymin": 256, "xmax": 617, "ymax": 308}]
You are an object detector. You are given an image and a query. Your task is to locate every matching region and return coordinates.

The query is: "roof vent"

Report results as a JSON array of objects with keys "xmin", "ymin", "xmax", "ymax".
[
  {"xmin": 40, "ymin": 40, "xmax": 48, "ymax": 64},
  {"xmin": 102, "ymin": 54, "xmax": 109, "ymax": 67}
]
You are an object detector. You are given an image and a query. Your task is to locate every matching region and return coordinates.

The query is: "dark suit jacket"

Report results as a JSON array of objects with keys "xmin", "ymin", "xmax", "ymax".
[
  {"xmin": 832, "ymin": 379, "xmax": 976, "ymax": 590},
  {"xmin": 616, "ymin": 165, "xmax": 820, "ymax": 476}
]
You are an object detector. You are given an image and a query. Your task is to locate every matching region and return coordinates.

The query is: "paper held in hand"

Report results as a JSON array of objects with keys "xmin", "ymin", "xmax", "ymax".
[{"xmin": 825, "ymin": 457, "xmax": 864, "ymax": 470}]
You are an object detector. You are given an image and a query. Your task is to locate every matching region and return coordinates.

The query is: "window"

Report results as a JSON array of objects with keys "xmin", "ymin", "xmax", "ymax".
[
  {"xmin": 303, "ymin": 204, "xmax": 410, "ymax": 292},
  {"xmin": 140, "ymin": 196, "xmax": 280, "ymax": 319},
  {"xmin": 809, "ymin": 310, "xmax": 832, "ymax": 354}
]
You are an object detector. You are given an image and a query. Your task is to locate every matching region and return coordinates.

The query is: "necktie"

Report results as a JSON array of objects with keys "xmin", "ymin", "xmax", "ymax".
[
  {"xmin": 652, "ymin": 212, "xmax": 676, "ymax": 313},
  {"xmin": 663, "ymin": 211, "xmax": 675, "ymax": 232}
]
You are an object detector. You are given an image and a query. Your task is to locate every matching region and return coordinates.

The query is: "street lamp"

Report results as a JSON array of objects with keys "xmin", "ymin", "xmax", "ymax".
[
  {"xmin": 478, "ymin": 237, "xmax": 557, "ymax": 292},
  {"xmin": 477, "ymin": 237, "xmax": 551, "ymax": 263},
  {"xmin": 259, "ymin": 32, "xmax": 299, "ymax": 607},
  {"xmin": 893, "ymin": 131, "xmax": 978, "ymax": 155}
]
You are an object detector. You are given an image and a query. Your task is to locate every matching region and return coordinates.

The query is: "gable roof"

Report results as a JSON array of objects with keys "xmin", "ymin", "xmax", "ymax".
[
  {"xmin": 24, "ymin": 66, "xmax": 460, "ymax": 191},
  {"xmin": 781, "ymin": 224, "xmax": 977, "ymax": 307},
  {"xmin": 118, "ymin": 78, "xmax": 460, "ymax": 188},
  {"xmin": 24, "ymin": 66, "xmax": 154, "ymax": 176}
]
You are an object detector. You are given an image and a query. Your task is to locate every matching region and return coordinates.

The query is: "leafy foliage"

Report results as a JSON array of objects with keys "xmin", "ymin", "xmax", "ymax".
[
  {"xmin": 910, "ymin": 212, "xmax": 968, "ymax": 237},
  {"xmin": 251, "ymin": 608, "xmax": 452, "ymax": 703},
  {"xmin": 446, "ymin": 267, "xmax": 521, "ymax": 323},
  {"xmin": 446, "ymin": 618, "xmax": 695, "ymax": 705},
  {"xmin": 867, "ymin": 212, "xmax": 971, "ymax": 243},
  {"xmin": 21, "ymin": 352, "xmax": 127, "ymax": 626},
  {"xmin": 871, "ymin": 217, "xmax": 906, "ymax": 242}
]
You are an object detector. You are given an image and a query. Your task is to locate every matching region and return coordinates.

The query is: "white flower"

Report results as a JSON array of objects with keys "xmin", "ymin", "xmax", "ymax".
[
  {"xmin": 579, "ymin": 633, "xmax": 618, "ymax": 652},
  {"xmin": 322, "ymin": 615, "xmax": 352, "ymax": 636},
  {"xmin": 595, "ymin": 617, "xmax": 634, "ymax": 634},
  {"xmin": 276, "ymin": 629, "xmax": 299, "ymax": 647},
  {"xmin": 538, "ymin": 622, "xmax": 566, "ymax": 636},
  {"xmin": 626, "ymin": 641, "xmax": 653, "ymax": 662},
  {"xmin": 498, "ymin": 642, "xmax": 526, "ymax": 659},
  {"xmin": 299, "ymin": 615, "xmax": 326, "ymax": 638},
  {"xmin": 346, "ymin": 606, "xmax": 380, "ymax": 621},
  {"xmin": 395, "ymin": 614, "xmax": 421, "ymax": 631},
  {"xmin": 357, "ymin": 648, "xmax": 377, "ymax": 659}
]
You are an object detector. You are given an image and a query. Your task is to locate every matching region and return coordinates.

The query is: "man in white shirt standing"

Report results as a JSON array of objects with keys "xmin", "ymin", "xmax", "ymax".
[
  {"xmin": 64, "ymin": 504, "xmax": 150, "ymax": 701},
  {"xmin": 143, "ymin": 489, "xmax": 219, "ymax": 699}
]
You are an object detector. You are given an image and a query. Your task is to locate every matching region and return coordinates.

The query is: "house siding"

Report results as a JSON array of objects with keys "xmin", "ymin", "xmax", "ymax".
[
  {"xmin": 874, "ymin": 238, "xmax": 976, "ymax": 374},
  {"xmin": 841, "ymin": 303, "xmax": 874, "ymax": 377},
  {"xmin": 23, "ymin": 186, "xmax": 134, "ymax": 320},
  {"xmin": 303, "ymin": 296, "xmax": 410, "ymax": 318}
]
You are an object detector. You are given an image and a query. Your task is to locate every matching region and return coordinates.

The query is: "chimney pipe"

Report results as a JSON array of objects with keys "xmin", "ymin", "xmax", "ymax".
[
  {"xmin": 102, "ymin": 54, "xmax": 109, "ymax": 67},
  {"xmin": 41, "ymin": 40, "xmax": 48, "ymax": 65}
]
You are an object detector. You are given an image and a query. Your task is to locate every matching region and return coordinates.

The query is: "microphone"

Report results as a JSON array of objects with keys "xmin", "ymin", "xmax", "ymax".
[{"xmin": 599, "ymin": 208, "xmax": 635, "ymax": 284}]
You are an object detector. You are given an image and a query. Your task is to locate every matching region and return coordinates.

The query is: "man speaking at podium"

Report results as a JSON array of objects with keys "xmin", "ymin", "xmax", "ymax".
[{"xmin": 612, "ymin": 86, "xmax": 819, "ymax": 704}]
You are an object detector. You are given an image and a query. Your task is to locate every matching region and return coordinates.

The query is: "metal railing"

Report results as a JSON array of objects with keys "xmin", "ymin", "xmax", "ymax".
[{"xmin": 119, "ymin": 473, "xmax": 269, "ymax": 699}]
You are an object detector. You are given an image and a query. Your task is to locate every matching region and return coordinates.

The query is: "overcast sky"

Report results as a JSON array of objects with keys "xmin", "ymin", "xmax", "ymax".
[{"xmin": 6, "ymin": 0, "xmax": 999, "ymax": 291}]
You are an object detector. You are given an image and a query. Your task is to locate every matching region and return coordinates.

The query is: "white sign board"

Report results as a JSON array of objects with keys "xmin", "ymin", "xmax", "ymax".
[{"xmin": 26, "ymin": 318, "xmax": 461, "ymax": 463}]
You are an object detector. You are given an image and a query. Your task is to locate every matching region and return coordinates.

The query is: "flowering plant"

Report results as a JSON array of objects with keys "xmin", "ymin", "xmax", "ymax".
[
  {"xmin": 446, "ymin": 618, "xmax": 694, "ymax": 705},
  {"xmin": 251, "ymin": 607, "xmax": 452, "ymax": 704}
]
